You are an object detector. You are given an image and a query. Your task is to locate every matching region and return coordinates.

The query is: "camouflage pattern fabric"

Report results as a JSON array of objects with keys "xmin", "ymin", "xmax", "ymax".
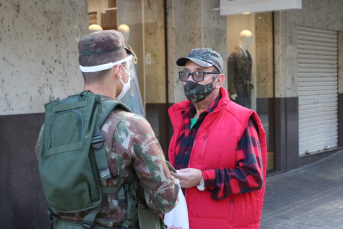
[
  {"xmin": 176, "ymin": 48, "xmax": 224, "ymax": 74},
  {"xmin": 183, "ymin": 80, "xmax": 215, "ymax": 103},
  {"xmin": 35, "ymin": 104, "xmax": 179, "ymax": 227},
  {"xmin": 78, "ymin": 30, "xmax": 133, "ymax": 57}
]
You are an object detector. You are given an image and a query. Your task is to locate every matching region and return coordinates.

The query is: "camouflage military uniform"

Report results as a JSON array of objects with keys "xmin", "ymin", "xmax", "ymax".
[{"xmin": 35, "ymin": 99, "xmax": 179, "ymax": 227}]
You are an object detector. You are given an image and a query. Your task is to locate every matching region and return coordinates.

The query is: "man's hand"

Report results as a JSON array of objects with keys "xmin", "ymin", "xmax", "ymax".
[{"xmin": 170, "ymin": 168, "xmax": 202, "ymax": 188}]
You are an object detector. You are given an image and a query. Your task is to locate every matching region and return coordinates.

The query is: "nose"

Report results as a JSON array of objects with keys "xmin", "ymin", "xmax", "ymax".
[{"xmin": 187, "ymin": 74, "xmax": 195, "ymax": 82}]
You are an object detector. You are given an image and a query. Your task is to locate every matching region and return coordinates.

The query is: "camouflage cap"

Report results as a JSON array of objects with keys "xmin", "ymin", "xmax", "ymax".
[
  {"xmin": 176, "ymin": 48, "xmax": 223, "ymax": 73},
  {"xmin": 78, "ymin": 30, "xmax": 133, "ymax": 56}
]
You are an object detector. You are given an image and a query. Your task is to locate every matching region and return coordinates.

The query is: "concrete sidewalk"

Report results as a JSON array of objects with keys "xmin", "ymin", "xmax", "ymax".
[{"xmin": 261, "ymin": 151, "xmax": 343, "ymax": 229}]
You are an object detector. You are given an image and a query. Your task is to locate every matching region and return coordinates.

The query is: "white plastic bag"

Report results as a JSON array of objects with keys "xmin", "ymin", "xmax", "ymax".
[{"xmin": 164, "ymin": 179, "xmax": 189, "ymax": 229}]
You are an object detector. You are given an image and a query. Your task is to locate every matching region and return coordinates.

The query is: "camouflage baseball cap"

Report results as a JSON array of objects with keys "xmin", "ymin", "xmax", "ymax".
[
  {"xmin": 78, "ymin": 30, "xmax": 133, "ymax": 56},
  {"xmin": 176, "ymin": 48, "xmax": 223, "ymax": 73}
]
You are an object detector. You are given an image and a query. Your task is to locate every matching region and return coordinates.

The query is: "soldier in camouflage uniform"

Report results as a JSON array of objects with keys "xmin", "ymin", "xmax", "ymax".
[{"xmin": 35, "ymin": 30, "xmax": 179, "ymax": 228}]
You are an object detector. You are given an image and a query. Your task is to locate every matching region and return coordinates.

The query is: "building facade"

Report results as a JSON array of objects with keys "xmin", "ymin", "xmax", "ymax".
[{"xmin": 0, "ymin": 0, "xmax": 343, "ymax": 228}]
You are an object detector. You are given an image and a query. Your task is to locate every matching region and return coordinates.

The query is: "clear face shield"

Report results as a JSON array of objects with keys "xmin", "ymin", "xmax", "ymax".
[
  {"xmin": 119, "ymin": 57, "xmax": 144, "ymax": 117},
  {"xmin": 79, "ymin": 54, "xmax": 144, "ymax": 117}
]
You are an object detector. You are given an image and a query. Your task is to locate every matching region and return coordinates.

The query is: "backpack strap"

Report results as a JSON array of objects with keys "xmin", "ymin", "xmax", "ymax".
[
  {"xmin": 83, "ymin": 204, "xmax": 102, "ymax": 229},
  {"xmin": 82, "ymin": 99, "xmax": 131, "ymax": 228},
  {"xmin": 92, "ymin": 99, "xmax": 131, "ymax": 180},
  {"xmin": 120, "ymin": 181, "xmax": 139, "ymax": 229}
]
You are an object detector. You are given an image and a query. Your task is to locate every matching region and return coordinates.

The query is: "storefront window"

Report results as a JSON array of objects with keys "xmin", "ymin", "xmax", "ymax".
[
  {"xmin": 227, "ymin": 12, "xmax": 275, "ymax": 171},
  {"xmin": 88, "ymin": 0, "xmax": 169, "ymax": 150},
  {"xmin": 87, "ymin": 1, "xmax": 275, "ymax": 171}
]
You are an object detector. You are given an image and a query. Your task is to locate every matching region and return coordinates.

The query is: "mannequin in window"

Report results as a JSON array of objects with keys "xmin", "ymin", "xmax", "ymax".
[
  {"xmin": 227, "ymin": 30, "xmax": 254, "ymax": 109},
  {"xmin": 118, "ymin": 24, "xmax": 138, "ymax": 68},
  {"xmin": 89, "ymin": 24, "xmax": 103, "ymax": 34}
]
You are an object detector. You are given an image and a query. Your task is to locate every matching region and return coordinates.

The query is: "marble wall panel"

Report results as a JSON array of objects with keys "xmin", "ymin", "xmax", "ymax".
[
  {"xmin": 144, "ymin": 0, "xmax": 166, "ymax": 104},
  {"xmin": 202, "ymin": 0, "xmax": 227, "ymax": 90},
  {"xmin": 255, "ymin": 12, "xmax": 273, "ymax": 98},
  {"xmin": 167, "ymin": 0, "xmax": 227, "ymax": 103},
  {"xmin": 167, "ymin": 0, "xmax": 203, "ymax": 103},
  {"xmin": 0, "ymin": 0, "xmax": 88, "ymax": 115},
  {"xmin": 274, "ymin": 12, "xmax": 285, "ymax": 98},
  {"xmin": 284, "ymin": 13, "xmax": 298, "ymax": 98},
  {"xmin": 275, "ymin": 0, "xmax": 343, "ymax": 98},
  {"xmin": 167, "ymin": 0, "xmax": 176, "ymax": 104}
]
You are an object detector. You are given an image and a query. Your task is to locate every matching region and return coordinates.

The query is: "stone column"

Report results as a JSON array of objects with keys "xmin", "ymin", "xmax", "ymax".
[
  {"xmin": 167, "ymin": 0, "xmax": 227, "ymax": 103},
  {"xmin": 0, "ymin": 1, "xmax": 89, "ymax": 228},
  {"xmin": 144, "ymin": 0, "xmax": 166, "ymax": 104}
]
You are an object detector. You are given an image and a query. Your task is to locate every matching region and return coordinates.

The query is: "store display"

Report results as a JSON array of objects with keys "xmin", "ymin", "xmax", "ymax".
[
  {"xmin": 227, "ymin": 30, "xmax": 254, "ymax": 108},
  {"xmin": 118, "ymin": 24, "xmax": 138, "ymax": 67},
  {"xmin": 88, "ymin": 24, "xmax": 103, "ymax": 34}
]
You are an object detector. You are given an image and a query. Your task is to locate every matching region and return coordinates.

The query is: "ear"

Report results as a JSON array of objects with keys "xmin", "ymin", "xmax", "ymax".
[
  {"xmin": 215, "ymin": 74, "xmax": 225, "ymax": 88},
  {"xmin": 115, "ymin": 64, "xmax": 122, "ymax": 80}
]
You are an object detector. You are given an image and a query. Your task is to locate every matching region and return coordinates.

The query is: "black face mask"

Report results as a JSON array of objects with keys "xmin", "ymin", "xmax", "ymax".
[{"xmin": 183, "ymin": 79, "xmax": 215, "ymax": 103}]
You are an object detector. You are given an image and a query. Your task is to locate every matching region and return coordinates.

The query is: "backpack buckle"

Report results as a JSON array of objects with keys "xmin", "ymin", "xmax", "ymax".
[
  {"xmin": 83, "ymin": 222, "xmax": 93, "ymax": 229},
  {"xmin": 123, "ymin": 183, "xmax": 130, "ymax": 193},
  {"xmin": 92, "ymin": 133, "xmax": 104, "ymax": 149},
  {"xmin": 47, "ymin": 208, "xmax": 55, "ymax": 229}
]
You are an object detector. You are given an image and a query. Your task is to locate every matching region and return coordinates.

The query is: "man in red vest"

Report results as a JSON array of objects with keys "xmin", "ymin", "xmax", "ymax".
[{"xmin": 168, "ymin": 48, "xmax": 267, "ymax": 229}]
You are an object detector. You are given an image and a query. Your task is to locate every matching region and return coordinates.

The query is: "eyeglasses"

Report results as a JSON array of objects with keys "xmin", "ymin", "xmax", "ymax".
[{"xmin": 178, "ymin": 71, "xmax": 219, "ymax": 82}]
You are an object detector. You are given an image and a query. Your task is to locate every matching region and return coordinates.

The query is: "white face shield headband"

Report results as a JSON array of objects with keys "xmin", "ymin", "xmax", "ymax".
[
  {"xmin": 79, "ymin": 55, "xmax": 132, "ymax": 100},
  {"xmin": 79, "ymin": 55, "xmax": 133, "ymax": 73}
]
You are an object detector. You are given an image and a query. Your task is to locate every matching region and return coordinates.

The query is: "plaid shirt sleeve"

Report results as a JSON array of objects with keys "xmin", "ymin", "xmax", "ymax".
[{"xmin": 201, "ymin": 117, "xmax": 263, "ymax": 201}]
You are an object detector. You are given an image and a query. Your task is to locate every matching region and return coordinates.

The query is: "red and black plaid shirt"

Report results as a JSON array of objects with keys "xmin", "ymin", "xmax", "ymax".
[{"xmin": 175, "ymin": 96, "xmax": 263, "ymax": 200}]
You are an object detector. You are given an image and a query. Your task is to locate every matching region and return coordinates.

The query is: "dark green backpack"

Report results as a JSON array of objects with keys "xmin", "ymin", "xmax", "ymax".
[{"xmin": 38, "ymin": 91, "xmax": 142, "ymax": 228}]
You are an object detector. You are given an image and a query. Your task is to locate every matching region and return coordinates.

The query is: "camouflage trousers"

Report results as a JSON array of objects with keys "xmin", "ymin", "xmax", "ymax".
[{"xmin": 53, "ymin": 218, "xmax": 138, "ymax": 229}]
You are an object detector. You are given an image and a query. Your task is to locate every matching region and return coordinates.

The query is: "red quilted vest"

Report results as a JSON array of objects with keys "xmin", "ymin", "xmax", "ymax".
[{"xmin": 168, "ymin": 87, "xmax": 267, "ymax": 229}]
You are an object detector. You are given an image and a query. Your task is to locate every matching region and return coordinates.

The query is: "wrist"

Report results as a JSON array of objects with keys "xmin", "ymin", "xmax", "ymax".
[{"xmin": 197, "ymin": 174, "xmax": 205, "ymax": 191}]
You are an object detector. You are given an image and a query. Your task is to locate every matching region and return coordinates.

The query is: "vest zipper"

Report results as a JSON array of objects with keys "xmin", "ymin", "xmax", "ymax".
[
  {"xmin": 199, "ymin": 134, "xmax": 209, "ymax": 164},
  {"xmin": 230, "ymin": 197, "xmax": 234, "ymax": 229},
  {"xmin": 184, "ymin": 102, "xmax": 227, "ymax": 198}
]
